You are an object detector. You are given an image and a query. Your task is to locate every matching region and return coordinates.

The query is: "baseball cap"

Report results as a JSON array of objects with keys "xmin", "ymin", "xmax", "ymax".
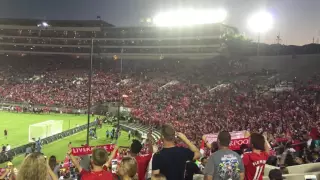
[
  {"xmin": 7, "ymin": 162, "xmax": 13, "ymax": 166},
  {"xmin": 269, "ymin": 169, "xmax": 286, "ymax": 180}
]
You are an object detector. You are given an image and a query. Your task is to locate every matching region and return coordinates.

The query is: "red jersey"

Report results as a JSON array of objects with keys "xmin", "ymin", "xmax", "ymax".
[
  {"xmin": 135, "ymin": 153, "xmax": 152, "ymax": 180},
  {"xmin": 80, "ymin": 169, "xmax": 113, "ymax": 180},
  {"xmin": 242, "ymin": 151, "xmax": 269, "ymax": 180}
]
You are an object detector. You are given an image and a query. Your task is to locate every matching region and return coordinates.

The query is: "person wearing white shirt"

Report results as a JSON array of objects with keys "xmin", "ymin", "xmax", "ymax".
[{"xmin": 6, "ymin": 144, "xmax": 10, "ymax": 151}]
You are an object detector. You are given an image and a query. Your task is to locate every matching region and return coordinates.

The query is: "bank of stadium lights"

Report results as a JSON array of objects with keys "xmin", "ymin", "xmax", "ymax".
[
  {"xmin": 247, "ymin": 11, "xmax": 273, "ymax": 33},
  {"xmin": 247, "ymin": 11, "xmax": 273, "ymax": 56},
  {"xmin": 37, "ymin": 22, "xmax": 50, "ymax": 28},
  {"xmin": 153, "ymin": 8, "xmax": 227, "ymax": 27}
]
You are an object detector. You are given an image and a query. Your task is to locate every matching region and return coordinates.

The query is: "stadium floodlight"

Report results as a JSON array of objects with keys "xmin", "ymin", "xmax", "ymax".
[
  {"xmin": 153, "ymin": 8, "xmax": 227, "ymax": 27},
  {"xmin": 247, "ymin": 11, "xmax": 273, "ymax": 33},
  {"xmin": 247, "ymin": 11, "xmax": 273, "ymax": 56},
  {"xmin": 37, "ymin": 22, "xmax": 50, "ymax": 28},
  {"xmin": 42, "ymin": 22, "xmax": 49, "ymax": 27}
]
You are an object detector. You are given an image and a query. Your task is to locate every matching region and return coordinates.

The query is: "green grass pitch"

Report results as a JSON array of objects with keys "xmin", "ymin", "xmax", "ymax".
[{"xmin": 0, "ymin": 112, "xmax": 131, "ymax": 167}]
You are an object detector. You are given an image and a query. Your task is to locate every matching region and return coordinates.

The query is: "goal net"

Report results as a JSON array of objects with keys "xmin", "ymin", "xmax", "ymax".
[{"xmin": 29, "ymin": 120, "xmax": 63, "ymax": 142}]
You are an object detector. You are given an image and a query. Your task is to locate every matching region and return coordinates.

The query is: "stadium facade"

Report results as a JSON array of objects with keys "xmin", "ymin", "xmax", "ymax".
[{"xmin": 0, "ymin": 19, "xmax": 237, "ymax": 60}]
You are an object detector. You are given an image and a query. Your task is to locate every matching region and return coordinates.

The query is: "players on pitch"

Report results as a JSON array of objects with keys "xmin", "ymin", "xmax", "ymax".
[{"xmin": 4, "ymin": 129, "xmax": 7, "ymax": 139}]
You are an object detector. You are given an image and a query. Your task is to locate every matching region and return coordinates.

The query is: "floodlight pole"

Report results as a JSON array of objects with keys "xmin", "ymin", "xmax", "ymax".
[
  {"xmin": 86, "ymin": 38, "xmax": 94, "ymax": 145},
  {"xmin": 117, "ymin": 53, "xmax": 123, "ymax": 129},
  {"xmin": 257, "ymin": 33, "xmax": 260, "ymax": 56}
]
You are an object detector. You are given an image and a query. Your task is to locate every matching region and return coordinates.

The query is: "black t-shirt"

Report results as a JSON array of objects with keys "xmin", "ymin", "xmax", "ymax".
[
  {"xmin": 152, "ymin": 146, "xmax": 194, "ymax": 180},
  {"xmin": 185, "ymin": 161, "xmax": 201, "ymax": 180}
]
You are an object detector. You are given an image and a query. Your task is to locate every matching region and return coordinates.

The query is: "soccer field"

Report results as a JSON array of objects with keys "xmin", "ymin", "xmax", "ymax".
[{"xmin": 0, "ymin": 112, "xmax": 131, "ymax": 167}]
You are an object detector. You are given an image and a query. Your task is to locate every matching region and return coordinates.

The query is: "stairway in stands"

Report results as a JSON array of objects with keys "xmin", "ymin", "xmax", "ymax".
[{"xmin": 120, "ymin": 123, "xmax": 161, "ymax": 141}]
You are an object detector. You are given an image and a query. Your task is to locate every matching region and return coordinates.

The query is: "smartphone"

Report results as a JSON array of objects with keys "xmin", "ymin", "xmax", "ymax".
[
  {"xmin": 305, "ymin": 175, "xmax": 317, "ymax": 180},
  {"xmin": 111, "ymin": 159, "xmax": 118, "ymax": 174}
]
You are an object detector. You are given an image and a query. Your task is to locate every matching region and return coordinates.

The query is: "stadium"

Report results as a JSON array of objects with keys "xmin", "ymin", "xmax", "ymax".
[{"xmin": 0, "ymin": 11, "xmax": 319, "ymax": 180}]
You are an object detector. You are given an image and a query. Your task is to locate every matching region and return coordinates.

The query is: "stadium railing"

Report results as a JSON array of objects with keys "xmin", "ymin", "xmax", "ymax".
[
  {"xmin": 263, "ymin": 172, "xmax": 320, "ymax": 180},
  {"xmin": 264, "ymin": 163, "xmax": 320, "ymax": 180},
  {"xmin": 0, "ymin": 102, "xmax": 87, "ymax": 114},
  {"xmin": 0, "ymin": 121, "xmax": 97, "ymax": 163}
]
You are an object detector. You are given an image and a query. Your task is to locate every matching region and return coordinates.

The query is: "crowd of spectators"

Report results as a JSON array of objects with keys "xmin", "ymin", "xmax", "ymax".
[
  {"xmin": 0, "ymin": 57, "xmax": 319, "ymax": 179},
  {"xmin": 0, "ymin": 124, "xmax": 291, "ymax": 180}
]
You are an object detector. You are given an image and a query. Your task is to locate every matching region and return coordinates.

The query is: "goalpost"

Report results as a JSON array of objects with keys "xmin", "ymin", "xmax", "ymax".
[{"xmin": 28, "ymin": 120, "xmax": 63, "ymax": 142}]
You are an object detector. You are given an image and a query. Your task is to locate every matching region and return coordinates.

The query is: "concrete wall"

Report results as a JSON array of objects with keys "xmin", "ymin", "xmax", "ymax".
[{"xmin": 264, "ymin": 163, "xmax": 320, "ymax": 180}]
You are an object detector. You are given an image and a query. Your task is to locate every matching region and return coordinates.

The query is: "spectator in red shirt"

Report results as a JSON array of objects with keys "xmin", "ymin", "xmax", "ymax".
[
  {"xmin": 242, "ymin": 133, "xmax": 270, "ymax": 180},
  {"xmin": 129, "ymin": 135, "xmax": 153, "ymax": 180},
  {"xmin": 68, "ymin": 148, "xmax": 113, "ymax": 180}
]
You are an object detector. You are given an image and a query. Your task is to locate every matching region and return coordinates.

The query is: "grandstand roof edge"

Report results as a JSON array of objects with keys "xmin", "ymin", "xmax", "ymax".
[
  {"xmin": 0, "ymin": 18, "xmax": 114, "ymax": 27},
  {"xmin": 108, "ymin": 23, "xmax": 233, "ymax": 29}
]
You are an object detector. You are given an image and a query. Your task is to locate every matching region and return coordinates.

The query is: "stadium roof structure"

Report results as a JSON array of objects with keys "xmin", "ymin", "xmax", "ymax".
[{"xmin": 0, "ymin": 18, "xmax": 114, "ymax": 27}]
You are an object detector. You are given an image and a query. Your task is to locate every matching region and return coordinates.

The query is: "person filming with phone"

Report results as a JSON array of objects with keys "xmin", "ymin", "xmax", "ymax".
[{"xmin": 152, "ymin": 124, "xmax": 200, "ymax": 180}]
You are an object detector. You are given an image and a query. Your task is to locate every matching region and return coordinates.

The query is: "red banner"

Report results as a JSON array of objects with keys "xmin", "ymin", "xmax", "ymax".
[
  {"xmin": 71, "ymin": 144, "xmax": 115, "ymax": 156},
  {"xmin": 229, "ymin": 138, "xmax": 249, "ymax": 150},
  {"xmin": 201, "ymin": 137, "xmax": 249, "ymax": 151},
  {"xmin": 203, "ymin": 131, "xmax": 248, "ymax": 144}
]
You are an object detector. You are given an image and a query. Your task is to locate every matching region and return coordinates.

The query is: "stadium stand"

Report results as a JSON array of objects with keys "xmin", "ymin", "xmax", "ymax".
[
  {"xmin": 0, "ymin": 18, "xmax": 320, "ymax": 180},
  {"xmin": 120, "ymin": 123, "xmax": 161, "ymax": 140}
]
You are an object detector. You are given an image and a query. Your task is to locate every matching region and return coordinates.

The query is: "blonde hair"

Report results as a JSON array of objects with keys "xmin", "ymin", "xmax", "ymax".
[
  {"xmin": 118, "ymin": 156, "xmax": 138, "ymax": 180},
  {"xmin": 17, "ymin": 153, "xmax": 48, "ymax": 180}
]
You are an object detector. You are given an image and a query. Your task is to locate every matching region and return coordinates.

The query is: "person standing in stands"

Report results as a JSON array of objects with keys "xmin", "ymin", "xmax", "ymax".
[
  {"xmin": 242, "ymin": 133, "xmax": 270, "ymax": 180},
  {"xmin": 49, "ymin": 156, "xmax": 60, "ymax": 178},
  {"xmin": 152, "ymin": 124, "xmax": 200, "ymax": 180},
  {"xmin": 185, "ymin": 160, "xmax": 201, "ymax": 180},
  {"xmin": 268, "ymin": 169, "xmax": 285, "ymax": 180},
  {"xmin": 68, "ymin": 148, "xmax": 113, "ymax": 180},
  {"xmin": 129, "ymin": 132, "xmax": 154, "ymax": 180},
  {"xmin": 204, "ymin": 131, "xmax": 244, "ymax": 180},
  {"xmin": 117, "ymin": 156, "xmax": 138, "ymax": 180},
  {"xmin": 17, "ymin": 152, "xmax": 58, "ymax": 180}
]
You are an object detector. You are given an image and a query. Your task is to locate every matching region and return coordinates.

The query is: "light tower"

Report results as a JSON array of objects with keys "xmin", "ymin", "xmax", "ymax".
[
  {"xmin": 276, "ymin": 32, "xmax": 282, "ymax": 44},
  {"xmin": 248, "ymin": 11, "xmax": 273, "ymax": 56}
]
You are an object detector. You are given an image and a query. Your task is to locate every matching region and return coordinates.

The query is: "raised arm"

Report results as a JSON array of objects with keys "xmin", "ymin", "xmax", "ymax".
[
  {"xmin": 147, "ymin": 131, "xmax": 154, "ymax": 153},
  {"xmin": 0, "ymin": 169, "xmax": 10, "ymax": 179},
  {"xmin": 105, "ymin": 145, "xmax": 119, "ymax": 168},
  {"xmin": 67, "ymin": 149, "xmax": 82, "ymax": 173},
  {"xmin": 176, "ymin": 132, "xmax": 201, "ymax": 160},
  {"xmin": 264, "ymin": 135, "xmax": 271, "ymax": 154},
  {"xmin": 47, "ymin": 165, "xmax": 58, "ymax": 180},
  {"xmin": 46, "ymin": 157, "xmax": 58, "ymax": 180}
]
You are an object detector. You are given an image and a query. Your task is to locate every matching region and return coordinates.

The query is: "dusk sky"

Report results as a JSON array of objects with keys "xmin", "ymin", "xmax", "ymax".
[{"xmin": 0, "ymin": 0, "xmax": 319, "ymax": 45}]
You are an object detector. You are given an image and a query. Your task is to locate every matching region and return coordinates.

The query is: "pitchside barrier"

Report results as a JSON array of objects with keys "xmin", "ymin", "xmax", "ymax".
[{"xmin": 0, "ymin": 121, "xmax": 98, "ymax": 164}]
